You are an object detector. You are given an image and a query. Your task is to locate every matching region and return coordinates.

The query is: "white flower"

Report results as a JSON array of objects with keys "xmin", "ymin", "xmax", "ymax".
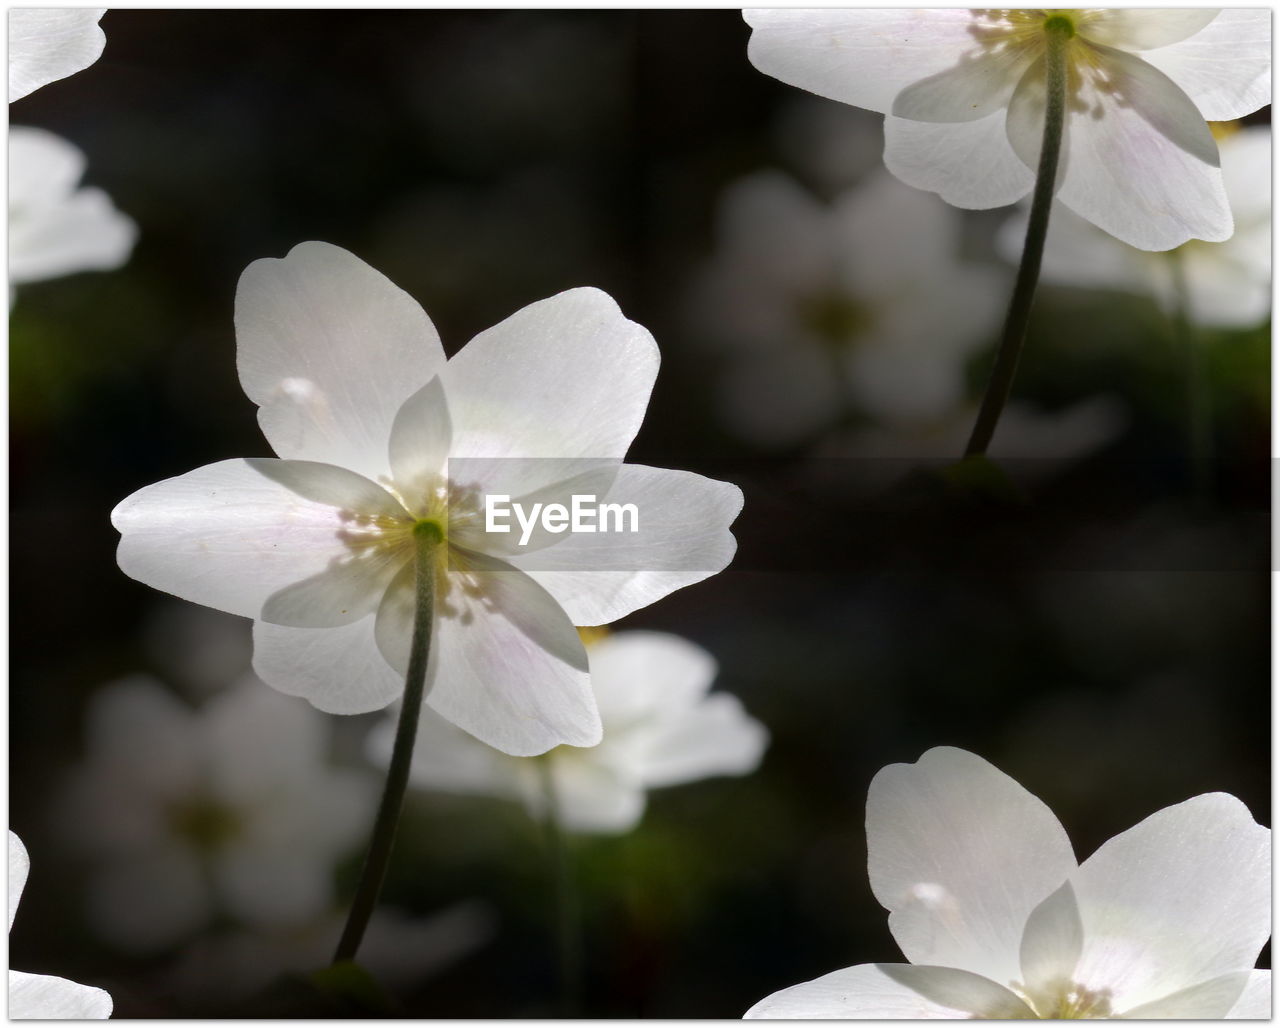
[
  {"xmin": 746, "ymin": 746, "xmax": 1270, "ymax": 1019},
  {"xmin": 8, "ymin": 8, "xmax": 105, "ymax": 102},
  {"xmin": 58, "ymin": 676, "xmax": 376, "ymax": 953},
  {"xmin": 743, "ymin": 9, "xmax": 1271, "ymax": 250},
  {"xmin": 690, "ymin": 169, "xmax": 1003, "ymax": 448},
  {"xmin": 370, "ymin": 630, "xmax": 768, "ymax": 834},
  {"xmin": 9, "ymin": 126, "xmax": 137, "ymax": 291},
  {"xmin": 111, "ymin": 242, "xmax": 743, "ymax": 756},
  {"xmin": 8, "ymin": 832, "xmax": 112, "ymax": 1019},
  {"xmin": 1003, "ymin": 125, "xmax": 1272, "ymax": 329}
]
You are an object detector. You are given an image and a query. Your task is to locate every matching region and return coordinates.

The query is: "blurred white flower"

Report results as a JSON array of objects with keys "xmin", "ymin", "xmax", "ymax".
[
  {"xmin": 112, "ymin": 242, "xmax": 742, "ymax": 756},
  {"xmin": 8, "ymin": 832, "xmax": 113, "ymax": 1019},
  {"xmin": 58, "ymin": 676, "xmax": 376, "ymax": 954},
  {"xmin": 816, "ymin": 396, "xmax": 1128, "ymax": 493},
  {"xmin": 690, "ymin": 169, "xmax": 1003, "ymax": 448},
  {"xmin": 168, "ymin": 902, "xmax": 495, "ymax": 1006},
  {"xmin": 8, "ymin": 126, "xmax": 137, "ymax": 292},
  {"xmin": 8, "ymin": 8, "xmax": 105, "ymax": 102},
  {"xmin": 743, "ymin": 10, "xmax": 1271, "ymax": 250},
  {"xmin": 1003, "ymin": 125, "xmax": 1272, "ymax": 329},
  {"xmin": 371, "ymin": 630, "xmax": 768, "ymax": 834},
  {"xmin": 746, "ymin": 746, "xmax": 1270, "ymax": 1019},
  {"xmin": 772, "ymin": 95, "xmax": 884, "ymax": 196}
]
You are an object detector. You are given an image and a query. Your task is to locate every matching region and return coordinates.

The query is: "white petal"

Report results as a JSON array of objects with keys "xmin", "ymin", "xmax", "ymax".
[
  {"xmin": 1226, "ymin": 969, "xmax": 1271, "ymax": 1019},
  {"xmin": 387, "ymin": 376, "xmax": 451, "ymax": 514},
  {"xmin": 744, "ymin": 962, "xmax": 1035, "ymax": 1019},
  {"xmin": 376, "ymin": 551, "xmax": 599, "ymax": 756},
  {"xmin": 8, "ymin": 831, "xmax": 29, "ymax": 932},
  {"xmin": 744, "ymin": 9, "xmax": 1002, "ymax": 116},
  {"xmin": 112, "ymin": 457, "xmax": 407, "ymax": 621},
  {"xmin": 443, "ymin": 287, "xmax": 658, "ymax": 496},
  {"xmin": 1019, "ymin": 881, "xmax": 1084, "ymax": 994},
  {"xmin": 1122, "ymin": 972, "xmax": 1251, "ymax": 1019},
  {"xmin": 892, "ymin": 41, "xmax": 1032, "ymax": 123},
  {"xmin": 235, "ymin": 241, "xmax": 446, "ymax": 480},
  {"xmin": 8, "ymin": 971, "xmax": 112, "ymax": 1019},
  {"xmin": 1072, "ymin": 792, "xmax": 1270, "ymax": 1013},
  {"xmin": 8, "ymin": 127, "xmax": 136, "ymax": 285},
  {"xmin": 1080, "ymin": 10, "xmax": 1220, "ymax": 52},
  {"xmin": 251, "ymin": 616, "xmax": 403, "ymax": 715},
  {"xmin": 1013, "ymin": 45, "xmax": 1232, "ymax": 250},
  {"xmin": 883, "ymin": 112, "xmax": 1034, "ymax": 210},
  {"xmin": 511, "ymin": 464, "xmax": 743, "ymax": 625},
  {"xmin": 625, "ymin": 692, "xmax": 768, "ymax": 789},
  {"xmin": 588, "ymin": 631, "xmax": 717, "ymax": 724},
  {"xmin": 259, "ymin": 544, "xmax": 408, "ymax": 629},
  {"xmin": 8, "ymin": 9, "xmax": 105, "ymax": 102},
  {"xmin": 1142, "ymin": 10, "xmax": 1271, "ymax": 121},
  {"xmin": 867, "ymin": 746, "xmax": 1077, "ymax": 986},
  {"xmin": 540, "ymin": 758, "xmax": 646, "ymax": 835}
]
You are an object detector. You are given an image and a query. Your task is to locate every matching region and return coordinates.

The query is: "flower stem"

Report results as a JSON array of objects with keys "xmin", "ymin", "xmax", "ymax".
[
  {"xmin": 332, "ymin": 530, "xmax": 437, "ymax": 965},
  {"xmin": 1166, "ymin": 249, "xmax": 1212, "ymax": 499},
  {"xmin": 965, "ymin": 22, "xmax": 1071, "ymax": 457},
  {"xmin": 537, "ymin": 758, "xmax": 583, "ymax": 1014}
]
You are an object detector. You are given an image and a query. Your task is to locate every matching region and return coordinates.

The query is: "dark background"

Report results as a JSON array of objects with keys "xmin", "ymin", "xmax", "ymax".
[{"xmin": 9, "ymin": 10, "xmax": 1269, "ymax": 1018}]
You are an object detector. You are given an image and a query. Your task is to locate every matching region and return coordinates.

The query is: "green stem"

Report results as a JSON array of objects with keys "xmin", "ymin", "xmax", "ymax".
[
  {"xmin": 538, "ymin": 758, "xmax": 583, "ymax": 1014},
  {"xmin": 332, "ymin": 527, "xmax": 438, "ymax": 965},
  {"xmin": 1167, "ymin": 249, "xmax": 1212, "ymax": 499},
  {"xmin": 965, "ymin": 20, "xmax": 1072, "ymax": 457}
]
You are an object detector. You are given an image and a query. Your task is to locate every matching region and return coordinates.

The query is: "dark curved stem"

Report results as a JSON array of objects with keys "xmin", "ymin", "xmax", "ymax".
[
  {"xmin": 332, "ymin": 536, "xmax": 436, "ymax": 965},
  {"xmin": 965, "ymin": 23, "xmax": 1072, "ymax": 457}
]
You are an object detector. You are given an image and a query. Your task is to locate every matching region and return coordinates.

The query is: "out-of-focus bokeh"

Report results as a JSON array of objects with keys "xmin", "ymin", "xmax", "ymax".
[{"xmin": 9, "ymin": 11, "xmax": 1269, "ymax": 1018}]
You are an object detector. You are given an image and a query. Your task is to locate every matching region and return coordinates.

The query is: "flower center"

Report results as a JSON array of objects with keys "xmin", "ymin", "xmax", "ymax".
[
  {"xmin": 168, "ymin": 795, "xmax": 243, "ymax": 852},
  {"xmin": 796, "ymin": 290, "xmax": 873, "ymax": 348},
  {"xmin": 1014, "ymin": 976, "xmax": 1116, "ymax": 1019},
  {"xmin": 1042, "ymin": 13, "xmax": 1077, "ymax": 39}
]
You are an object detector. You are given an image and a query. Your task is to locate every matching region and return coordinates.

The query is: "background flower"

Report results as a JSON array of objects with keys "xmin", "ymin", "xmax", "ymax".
[
  {"xmin": 57, "ymin": 675, "xmax": 376, "ymax": 954},
  {"xmin": 689, "ymin": 168, "xmax": 1003, "ymax": 447},
  {"xmin": 371, "ymin": 629, "xmax": 769, "ymax": 834},
  {"xmin": 8, "ymin": 832, "xmax": 112, "ymax": 1019},
  {"xmin": 1002, "ymin": 125, "xmax": 1272, "ymax": 329},
  {"xmin": 746, "ymin": 747, "xmax": 1270, "ymax": 1019},
  {"xmin": 743, "ymin": 9, "xmax": 1271, "ymax": 249},
  {"xmin": 9, "ymin": 126, "xmax": 137, "ymax": 293}
]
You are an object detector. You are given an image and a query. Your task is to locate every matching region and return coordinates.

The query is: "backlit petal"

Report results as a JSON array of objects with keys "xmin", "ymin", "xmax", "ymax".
[
  {"xmin": 8, "ymin": 9, "xmax": 105, "ymax": 101},
  {"xmin": 1072, "ymin": 792, "xmax": 1270, "ymax": 1013},
  {"xmin": 8, "ymin": 971, "xmax": 112, "ymax": 1019},
  {"xmin": 744, "ymin": 10, "xmax": 1003, "ymax": 116},
  {"xmin": 1226, "ymin": 970, "xmax": 1271, "ymax": 1019},
  {"xmin": 1080, "ymin": 10, "xmax": 1220, "ymax": 52},
  {"xmin": 745, "ymin": 962, "xmax": 1035, "ymax": 1019},
  {"xmin": 112, "ymin": 458, "xmax": 406, "ymax": 621},
  {"xmin": 884, "ymin": 112, "xmax": 1034, "ymax": 210},
  {"xmin": 252, "ymin": 616, "xmax": 403, "ymax": 715},
  {"xmin": 510, "ymin": 464, "xmax": 743, "ymax": 626},
  {"xmin": 443, "ymin": 288, "xmax": 657, "ymax": 497},
  {"xmin": 235, "ymin": 241, "xmax": 446, "ymax": 479},
  {"xmin": 1142, "ymin": 10, "xmax": 1271, "ymax": 121},
  {"xmin": 867, "ymin": 746, "xmax": 1076, "ymax": 986}
]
